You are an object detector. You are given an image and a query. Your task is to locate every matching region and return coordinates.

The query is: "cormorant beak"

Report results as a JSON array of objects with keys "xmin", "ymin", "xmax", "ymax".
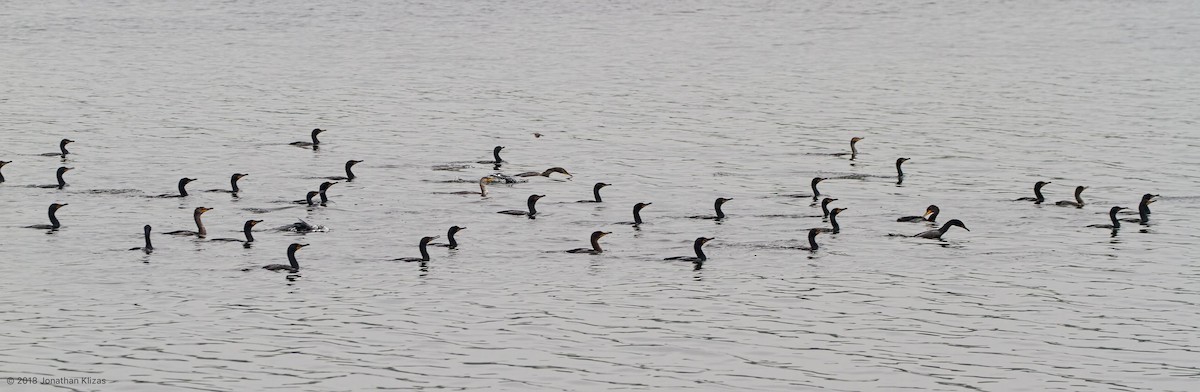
[
  {"xmin": 601, "ymin": 232, "xmax": 612, "ymax": 236},
  {"xmin": 298, "ymin": 244, "xmax": 309, "ymax": 248},
  {"xmin": 645, "ymin": 202, "xmax": 653, "ymax": 206},
  {"xmin": 250, "ymin": 220, "xmax": 263, "ymax": 225},
  {"xmin": 65, "ymin": 140, "xmax": 75, "ymax": 143},
  {"xmin": 60, "ymin": 203, "xmax": 69, "ymax": 207},
  {"xmin": 458, "ymin": 227, "xmax": 467, "ymax": 231}
]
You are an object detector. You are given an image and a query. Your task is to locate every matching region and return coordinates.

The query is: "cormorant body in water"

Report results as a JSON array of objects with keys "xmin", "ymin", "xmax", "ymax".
[
  {"xmin": 1055, "ymin": 186, "xmax": 1088, "ymax": 208},
  {"xmin": 498, "ymin": 194, "xmax": 545, "ymax": 218},
  {"xmin": 895, "ymin": 158, "xmax": 910, "ymax": 183},
  {"xmin": 619, "ymin": 202, "xmax": 652, "ymax": 225},
  {"xmin": 897, "ymin": 205, "xmax": 939, "ymax": 222},
  {"xmin": 1015, "ymin": 181, "xmax": 1052, "ymax": 204},
  {"xmin": 664, "ymin": 237, "xmax": 714, "ymax": 262},
  {"xmin": 816, "ymin": 208, "xmax": 847, "ymax": 234},
  {"xmin": 164, "ymin": 207, "xmax": 212, "ymax": 237},
  {"xmin": 283, "ymin": 218, "xmax": 327, "ymax": 233},
  {"xmin": 294, "ymin": 191, "xmax": 320, "ymax": 205},
  {"xmin": 790, "ymin": 228, "xmax": 822, "ymax": 251},
  {"xmin": 0, "ymin": 160, "xmax": 10, "ymax": 183},
  {"xmin": 431, "ymin": 226, "xmax": 466, "ymax": 249},
  {"xmin": 477, "ymin": 146, "xmax": 504, "ymax": 164},
  {"xmin": 820, "ymin": 197, "xmax": 837, "ymax": 218},
  {"xmin": 154, "ymin": 177, "xmax": 196, "ymax": 197},
  {"xmin": 129, "ymin": 225, "xmax": 153, "ymax": 253},
  {"xmin": 263, "ymin": 243, "xmax": 307, "ymax": 272},
  {"xmin": 211, "ymin": 220, "xmax": 263, "ymax": 243},
  {"xmin": 566, "ymin": 231, "xmax": 611, "ymax": 254},
  {"xmin": 37, "ymin": 166, "xmax": 72, "ymax": 189},
  {"xmin": 689, "ymin": 197, "xmax": 732, "ymax": 220},
  {"xmin": 206, "ymin": 174, "xmax": 248, "ymax": 194},
  {"xmin": 577, "ymin": 182, "xmax": 610, "ymax": 203},
  {"xmin": 1121, "ymin": 193, "xmax": 1158, "ymax": 224},
  {"xmin": 1088, "ymin": 206, "xmax": 1128, "ymax": 229},
  {"xmin": 439, "ymin": 177, "xmax": 493, "ymax": 196},
  {"xmin": 516, "ymin": 167, "xmax": 571, "ymax": 178},
  {"xmin": 914, "ymin": 219, "xmax": 969, "ymax": 240},
  {"xmin": 26, "ymin": 203, "xmax": 68, "ymax": 230},
  {"xmin": 318, "ymin": 181, "xmax": 337, "ymax": 205},
  {"xmin": 830, "ymin": 137, "xmax": 864, "ymax": 159},
  {"xmin": 39, "ymin": 138, "xmax": 74, "ymax": 157},
  {"xmin": 290, "ymin": 128, "xmax": 325, "ymax": 148},
  {"xmin": 325, "ymin": 160, "xmax": 363, "ymax": 181},
  {"xmin": 394, "ymin": 236, "xmax": 438, "ymax": 262}
]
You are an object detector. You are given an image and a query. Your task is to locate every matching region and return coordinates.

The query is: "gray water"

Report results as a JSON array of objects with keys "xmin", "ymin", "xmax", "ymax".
[{"xmin": 2, "ymin": 1, "xmax": 1199, "ymax": 390}]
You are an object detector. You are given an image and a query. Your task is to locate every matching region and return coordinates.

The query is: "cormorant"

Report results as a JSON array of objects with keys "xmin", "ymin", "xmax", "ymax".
[
  {"xmin": 164, "ymin": 207, "xmax": 212, "ymax": 237},
  {"xmin": 816, "ymin": 208, "xmax": 847, "ymax": 234},
  {"xmin": 830, "ymin": 137, "xmax": 864, "ymax": 159},
  {"xmin": 290, "ymin": 128, "xmax": 326, "ymax": 148},
  {"xmin": 294, "ymin": 191, "xmax": 320, "ymax": 205},
  {"xmin": 477, "ymin": 146, "xmax": 504, "ymax": 164},
  {"xmin": 664, "ymin": 237, "xmax": 714, "ymax": 262},
  {"xmin": 394, "ymin": 236, "xmax": 438, "ymax": 262},
  {"xmin": 1055, "ymin": 186, "xmax": 1088, "ymax": 208},
  {"xmin": 1015, "ymin": 181, "xmax": 1052, "ymax": 204},
  {"xmin": 566, "ymin": 231, "xmax": 611, "ymax": 254},
  {"xmin": 895, "ymin": 158, "xmax": 910, "ymax": 183},
  {"xmin": 431, "ymin": 226, "xmax": 466, "ymax": 249},
  {"xmin": 129, "ymin": 225, "xmax": 154, "ymax": 253},
  {"xmin": 318, "ymin": 181, "xmax": 337, "ymax": 204},
  {"xmin": 576, "ymin": 182, "xmax": 610, "ymax": 203},
  {"xmin": 439, "ymin": 177, "xmax": 494, "ymax": 196},
  {"xmin": 326, "ymin": 160, "xmax": 363, "ymax": 181},
  {"xmin": 689, "ymin": 197, "xmax": 732, "ymax": 220},
  {"xmin": 810, "ymin": 177, "xmax": 826, "ymax": 200},
  {"xmin": 37, "ymin": 166, "xmax": 72, "ymax": 189},
  {"xmin": 820, "ymin": 197, "xmax": 838, "ymax": 218},
  {"xmin": 39, "ymin": 139, "xmax": 74, "ymax": 157},
  {"xmin": 1088, "ymin": 206, "xmax": 1127, "ymax": 229},
  {"xmin": 498, "ymin": 194, "xmax": 545, "ymax": 218},
  {"xmin": 1121, "ymin": 193, "xmax": 1158, "ymax": 224},
  {"xmin": 515, "ymin": 167, "xmax": 571, "ymax": 179},
  {"xmin": 914, "ymin": 219, "xmax": 969, "ymax": 240},
  {"xmin": 211, "ymin": 220, "xmax": 263, "ymax": 243},
  {"xmin": 619, "ymin": 202, "xmax": 652, "ymax": 225},
  {"xmin": 26, "ymin": 203, "xmax": 68, "ymax": 230},
  {"xmin": 0, "ymin": 160, "xmax": 10, "ymax": 183},
  {"xmin": 155, "ymin": 177, "xmax": 196, "ymax": 197},
  {"xmin": 791, "ymin": 228, "xmax": 822, "ymax": 251},
  {"xmin": 263, "ymin": 243, "xmax": 307, "ymax": 272},
  {"xmin": 897, "ymin": 205, "xmax": 939, "ymax": 222},
  {"xmin": 206, "ymin": 173, "xmax": 248, "ymax": 194}
]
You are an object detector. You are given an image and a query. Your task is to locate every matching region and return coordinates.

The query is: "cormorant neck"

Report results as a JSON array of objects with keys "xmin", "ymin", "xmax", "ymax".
[
  {"xmin": 319, "ymin": 189, "xmax": 329, "ymax": 203},
  {"xmin": 311, "ymin": 130, "xmax": 321, "ymax": 145},
  {"xmin": 1034, "ymin": 184, "xmax": 1046, "ymax": 203},
  {"xmin": 243, "ymin": 223, "xmax": 255, "ymax": 242},
  {"xmin": 633, "ymin": 206, "xmax": 644, "ymax": 225},
  {"xmin": 345, "ymin": 162, "xmax": 356, "ymax": 180},
  {"xmin": 811, "ymin": 180, "xmax": 821, "ymax": 198},
  {"xmin": 830, "ymin": 213, "xmax": 840, "ymax": 234},
  {"xmin": 592, "ymin": 184, "xmax": 603, "ymax": 202},
  {"xmin": 178, "ymin": 180, "xmax": 189, "ymax": 197},
  {"xmin": 1138, "ymin": 203, "xmax": 1150, "ymax": 223},
  {"xmin": 56, "ymin": 170, "xmax": 67, "ymax": 188},
  {"xmin": 821, "ymin": 201, "xmax": 832, "ymax": 218},
  {"xmin": 1109, "ymin": 209, "xmax": 1121, "ymax": 228},
  {"xmin": 144, "ymin": 229, "xmax": 153, "ymax": 249},
  {"xmin": 419, "ymin": 241, "xmax": 430, "ymax": 261},
  {"xmin": 714, "ymin": 200, "xmax": 725, "ymax": 219},
  {"xmin": 287, "ymin": 248, "xmax": 300, "ymax": 270},
  {"xmin": 194, "ymin": 211, "xmax": 206, "ymax": 237},
  {"xmin": 306, "ymin": 193, "xmax": 317, "ymax": 205},
  {"xmin": 527, "ymin": 198, "xmax": 539, "ymax": 215},
  {"xmin": 231, "ymin": 176, "xmax": 241, "ymax": 192},
  {"xmin": 939, "ymin": 222, "xmax": 953, "ymax": 235},
  {"xmin": 540, "ymin": 169, "xmax": 555, "ymax": 177},
  {"xmin": 49, "ymin": 207, "xmax": 61, "ymax": 229},
  {"xmin": 808, "ymin": 231, "xmax": 819, "ymax": 251},
  {"xmin": 590, "ymin": 236, "xmax": 603, "ymax": 252},
  {"xmin": 493, "ymin": 148, "xmax": 503, "ymax": 163},
  {"xmin": 447, "ymin": 230, "xmax": 458, "ymax": 248},
  {"xmin": 60, "ymin": 141, "xmax": 70, "ymax": 155},
  {"xmin": 850, "ymin": 143, "xmax": 858, "ymax": 157},
  {"xmin": 928, "ymin": 209, "xmax": 939, "ymax": 222},
  {"xmin": 896, "ymin": 160, "xmax": 905, "ymax": 177},
  {"xmin": 693, "ymin": 241, "xmax": 708, "ymax": 261},
  {"xmin": 1074, "ymin": 188, "xmax": 1085, "ymax": 204}
]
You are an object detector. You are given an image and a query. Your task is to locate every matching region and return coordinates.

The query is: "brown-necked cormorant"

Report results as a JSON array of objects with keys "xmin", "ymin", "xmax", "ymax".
[
  {"xmin": 431, "ymin": 226, "xmax": 466, "ymax": 249},
  {"xmin": 566, "ymin": 231, "xmax": 611, "ymax": 254},
  {"xmin": 129, "ymin": 225, "xmax": 153, "ymax": 253},
  {"xmin": 206, "ymin": 174, "xmax": 248, "ymax": 193},
  {"xmin": 264, "ymin": 243, "xmax": 307, "ymax": 272},
  {"xmin": 689, "ymin": 197, "xmax": 732, "ymax": 220},
  {"xmin": 898, "ymin": 205, "xmax": 939, "ymax": 222},
  {"xmin": 395, "ymin": 236, "xmax": 438, "ymax": 262},
  {"xmin": 211, "ymin": 220, "xmax": 263, "ymax": 243},
  {"xmin": 164, "ymin": 207, "xmax": 212, "ymax": 237},
  {"xmin": 290, "ymin": 128, "xmax": 326, "ymax": 147},
  {"xmin": 37, "ymin": 166, "xmax": 72, "ymax": 189},
  {"xmin": 477, "ymin": 146, "xmax": 504, "ymax": 164},
  {"xmin": 326, "ymin": 160, "xmax": 363, "ymax": 181},
  {"xmin": 664, "ymin": 237, "xmax": 714, "ymax": 262},
  {"xmin": 577, "ymin": 182, "xmax": 610, "ymax": 203},
  {"xmin": 40, "ymin": 139, "xmax": 74, "ymax": 157},
  {"xmin": 1120, "ymin": 194, "xmax": 1158, "ymax": 224},
  {"xmin": 498, "ymin": 194, "xmax": 545, "ymax": 218},
  {"xmin": 816, "ymin": 208, "xmax": 847, "ymax": 233},
  {"xmin": 914, "ymin": 219, "xmax": 969, "ymax": 239},
  {"xmin": 1088, "ymin": 206, "xmax": 1127, "ymax": 229},
  {"xmin": 440, "ymin": 177, "xmax": 494, "ymax": 196},
  {"xmin": 0, "ymin": 160, "xmax": 10, "ymax": 183},
  {"xmin": 1055, "ymin": 186, "xmax": 1088, "ymax": 208},
  {"xmin": 1015, "ymin": 181, "xmax": 1052, "ymax": 204},
  {"xmin": 26, "ymin": 203, "xmax": 68, "ymax": 230}
]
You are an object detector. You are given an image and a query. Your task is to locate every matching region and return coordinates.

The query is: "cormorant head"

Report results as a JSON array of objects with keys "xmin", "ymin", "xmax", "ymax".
[
  {"xmin": 311, "ymin": 128, "xmax": 326, "ymax": 135},
  {"xmin": 1035, "ymin": 181, "xmax": 1051, "ymax": 188},
  {"xmin": 0, "ymin": 160, "xmax": 10, "ymax": 167},
  {"xmin": 50, "ymin": 203, "xmax": 68, "ymax": 211},
  {"xmin": 196, "ymin": 207, "xmax": 213, "ymax": 215},
  {"xmin": 946, "ymin": 219, "xmax": 969, "ymax": 231},
  {"xmin": 58, "ymin": 166, "xmax": 73, "ymax": 174},
  {"xmin": 419, "ymin": 236, "xmax": 440, "ymax": 245},
  {"xmin": 449, "ymin": 226, "xmax": 466, "ymax": 234},
  {"xmin": 233, "ymin": 173, "xmax": 248, "ymax": 180},
  {"xmin": 1142, "ymin": 193, "xmax": 1158, "ymax": 204},
  {"xmin": 143, "ymin": 224, "xmax": 152, "ymax": 233},
  {"xmin": 320, "ymin": 181, "xmax": 338, "ymax": 190},
  {"xmin": 595, "ymin": 182, "xmax": 610, "ymax": 189},
  {"xmin": 529, "ymin": 194, "xmax": 546, "ymax": 202},
  {"xmin": 533, "ymin": 133, "xmax": 543, "ymax": 138},
  {"xmin": 822, "ymin": 197, "xmax": 838, "ymax": 207},
  {"xmin": 715, "ymin": 197, "xmax": 732, "ymax": 205},
  {"xmin": 289, "ymin": 243, "xmax": 308, "ymax": 252},
  {"xmin": 812, "ymin": 177, "xmax": 825, "ymax": 185},
  {"xmin": 590, "ymin": 231, "xmax": 612, "ymax": 241},
  {"xmin": 246, "ymin": 219, "xmax": 264, "ymax": 228},
  {"xmin": 696, "ymin": 237, "xmax": 715, "ymax": 247},
  {"xmin": 181, "ymin": 177, "xmax": 196, "ymax": 184},
  {"xmin": 347, "ymin": 160, "xmax": 363, "ymax": 167},
  {"xmin": 1110, "ymin": 206, "xmax": 1128, "ymax": 214},
  {"xmin": 634, "ymin": 202, "xmax": 652, "ymax": 210},
  {"xmin": 830, "ymin": 207, "xmax": 848, "ymax": 216},
  {"xmin": 494, "ymin": 146, "xmax": 504, "ymax": 152},
  {"xmin": 896, "ymin": 157, "xmax": 910, "ymax": 165},
  {"xmin": 925, "ymin": 205, "xmax": 939, "ymax": 216},
  {"xmin": 850, "ymin": 137, "xmax": 864, "ymax": 144},
  {"xmin": 62, "ymin": 139, "xmax": 75, "ymax": 145}
]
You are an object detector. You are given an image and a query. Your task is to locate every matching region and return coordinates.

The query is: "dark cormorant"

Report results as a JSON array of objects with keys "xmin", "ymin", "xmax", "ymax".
[
  {"xmin": 914, "ymin": 219, "xmax": 969, "ymax": 240},
  {"xmin": 154, "ymin": 177, "xmax": 196, "ymax": 197},
  {"xmin": 576, "ymin": 182, "xmax": 610, "ymax": 203},
  {"xmin": 211, "ymin": 220, "xmax": 264, "ymax": 243},
  {"xmin": 620, "ymin": 202, "xmax": 652, "ymax": 225},
  {"xmin": 164, "ymin": 207, "xmax": 212, "ymax": 237},
  {"xmin": 830, "ymin": 137, "xmax": 864, "ymax": 159},
  {"xmin": 290, "ymin": 128, "xmax": 326, "ymax": 147},
  {"xmin": 37, "ymin": 166, "xmax": 72, "ymax": 189},
  {"xmin": 129, "ymin": 225, "xmax": 153, "ymax": 253},
  {"xmin": 326, "ymin": 160, "xmax": 363, "ymax": 181},
  {"xmin": 816, "ymin": 208, "xmax": 847, "ymax": 234},
  {"xmin": 1088, "ymin": 206, "xmax": 1127, "ymax": 229},
  {"xmin": 206, "ymin": 173, "xmax": 248, "ymax": 193},
  {"xmin": 395, "ymin": 236, "xmax": 438, "ymax": 262},
  {"xmin": 895, "ymin": 158, "xmax": 910, "ymax": 183},
  {"xmin": 515, "ymin": 167, "xmax": 571, "ymax": 179},
  {"xmin": 498, "ymin": 194, "xmax": 545, "ymax": 218},
  {"xmin": 477, "ymin": 146, "xmax": 504, "ymax": 164},
  {"xmin": 293, "ymin": 191, "xmax": 321, "ymax": 205},
  {"xmin": 318, "ymin": 181, "xmax": 337, "ymax": 204},
  {"xmin": 664, "ymin": 237, "xmax": 714, "ymax": 262},
  {"xmin": 0, "ymin": 160, "xmax": 10, "ymax": 183},
  {"xmin": 791, "ymin": 228, "xmax": 822, "ymax": 251},
  {"xmin": 284, "ymin": 218, "xmax": 327, "ymax": 233},
  {"xmin": 1015, "ymin": 181, "xmax": 1052, "ymax": 204},
  {"xmin": 820, "ymin": 197, "xmax": 838, "ymax": 218},
  {"xmin": 263, "ymin": 243, "xmax": 307, "ymax": 272},
  {"xmin": 897, "ymin": 205, "xmax": 939, "ymax": 222},
  {"xmin": 566, "ymin": 231, "xmax": 611, "ymax": 254},
  {"xmin": 40, "ymin": 139, "xmax": 74, "ymax": 157},
  {"xmin": 26, "ymin": 203, "xmax": 68, "ymax": 230},
  {"xmin": 1121, "ymin": 194, "xmax": 1158, "ymax": 224},
  {"xmin": 810, "ymin": 177, "xmax": 826, "ymax": 200},
  {"xmin": 689, "ymin": 197, "xmax": 732, "ymax": 220},
  {"xmin": 439, "ymin": 177, "xmax": 494, "ymax": 196},
  {"xmin": 1055, "ymin": 186, "xmax": 1088, "ymax": 208},
  {"xmin": 431, "ymin": 226, "xmax": 466, "ymax": 249}
]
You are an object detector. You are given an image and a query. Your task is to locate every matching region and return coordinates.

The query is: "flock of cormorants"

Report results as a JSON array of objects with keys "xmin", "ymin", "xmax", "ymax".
[{"xmin": 3, "ymin": 132, "xmax": 1160, "ymax": 273}]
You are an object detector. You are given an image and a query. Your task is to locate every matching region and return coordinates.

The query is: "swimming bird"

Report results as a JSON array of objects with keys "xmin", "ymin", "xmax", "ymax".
[
  {"xmin": 211, "ymin": 220, "xmax": 263, "ymax": 243},
  {"xmin": 1088, "ymin": 206, "xmax": 1127, "ymax": 229},
  {"xmin": 913, "ymin": 219, "xmax": 969, "ymax": 240},
  {"xmin": 263, "ymin": 243, "xmax": 307, "ymax": 272},
  {"xmin": 1055, "ymin": 186, "xmax": 1088, "ymax": 208},
  {"xmin": 439, "ymin": 177, "xmax": 494, "ymax": 196},
  {"xmin": 830, "ymin": 137, "xmax": 864, "ymax": 159},
  {"xmin": 810, "ymin": 177, "xmax": 826, "ymax": 200},
  {"xmin": 515, "ymin": 167, "xmax": 571, "ymax": 179},
  {"xmin": 477, "ymin": 146, "xmax": 504, "ymax": 164},
  {"xmin": 431, "ymin": 226, "xmax": 466, "ymax": 249},
  {"xmin": 129, "ymin": 225, "xmax": 154, "ymax": 253},
  {"xmin": 566, "ymin": 231, "xmax": 611, "ymax": 254},
  {"xmin": 325, "ymin": 160, "xmax": 363, "ymax": 181},
  {"xmin": 394, "ymin": 236, "xmax": 438, "ymax": 262},
  {"xmin": 791, "ymin": 228, "xmax": 822, "ymax": 251},
  {"xmin": 895, "ymin": 158, "xmax": 910, "ymax": 183},
  {"xmin": 664, "ymin": 237, "xmax": 714, "ymax": 262},
  {"xmin": 689, "ymin": 197, "xmax": 732, "ymax": 220},
  {"xmin": 206, "ymin": 173, "xmax": 248, "ymax": 194},
  {"xmin": 26, "ymin": 203, "xmax": 68, "ymax": 230},
  {"xmin": 576, "ymin": 182, "xmax": 610, "ymax": 203},
  {"xmin": 36, "ymin": 166, "xmax": 72, "ymax": 189},
  {"xmin": 1015, "ymin": 181, "xmax": 1052, "ymax": 204},
  {"xmin": 318, "ymin": 181, "xmax": 337, "ymax": 205},
  {"xmin": 290, "ymin": 128, "xmax": 325, "ymax": 148},
  {"xmin": 293, "ymin": 191, "xmax": 320, "ymax": 205},
  {"xmin": 816, "ymin": 208, "xmax": 847, "ymax": 233},
  {"xmin": 154, "ymin": 177, "xmax": 196, "ymax": 197},
  {"xmin": 619, "ymin": 202, "xmax": 652, "ymax": 225},
  {"xmin": 897, "ymin": 205, "xmax": 939, "ymax": 222},
  {"xmin": 0, "ymin": 160, "xmax": 10, "ymax": 183},
  {"xmin": 498, "ymin": 194, "xmax": 545, "ymax": 218},
  {"xmin": 284, "ymin": 218, "xmax": 327, "ymax": 233},
  {"xmin": 40, "ymin": 138, "xmax": 74, "ymax": 157},
  {"xmin": 1120, "ymin": 194, "xmax": 1158, "ymax": 224},
  {"xmin": 820, "ymin": 197, "xmax": 838, "ymax": 218},
  {"xmin": 164, "ymin": 207, "xmax": 212, "ymax": 237}
]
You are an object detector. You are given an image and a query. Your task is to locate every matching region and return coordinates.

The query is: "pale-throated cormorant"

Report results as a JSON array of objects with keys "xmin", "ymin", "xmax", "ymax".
[
  {"xmin": 129, "ymin": 225, "xmax": 153, "ymax": 253},
  {"xmin": 164, "ymin": 207, "xmax": 212, "ymax": 237},
  {"xmin": 665, "ymin": 237, "xmax": 714, "ymax": 262},
  {"xmin": 1055, "ymin": 186, "xmax": 1088, "ymax": 208},
  {"xmin": 577, "ymin": 182, "xmax": 609, "ymax": 203},
  {"xmin": 395, "ymin": 236, "xmax": 438, "ymax": 262},
  {"xmin": 26, "ymin": 203, "xmax": 68, "ymax": 230},
  {"xmin": 326, "ymin": 160, "xmax": 363, "ymax": 181},
  {"xmin": 1088, "ymin": 206, "xmax": 1127, "ymax": 229},
  {"xmin": 1015, "ymin": 181, "xmax": 1052, "ymax": 204},
  {"xmin": 898, "ymin": 205, "xmax": 939, "ymax": 222},
  {"xmin": 263, "ymin": 243, "xmax": 307, "ymax": 272},
  {"xmin": 431, "ymin": 226, "xmax": 466, "ymax": 249},
  {"xmin": 498, "ymin": 194, "xmax": 545, "ymax": 218},
  {"xmin": 566, "ymin": 231, "xmax": 611, "ymax": 254},
  {"xmin": 290, "ymin": 128, "xmax": 326, "ymax": 147},
  {"xmin": 1120, "ymin": 194, "xmax": 1158, "ymax": 224},
  {"xmin": 914, "ymin": 219, "xmax": 969, "ymax": 240},
  {"xmin": 689, "ymin": 198, "xmax": 732, "ymax": 220},
  {"xmin": 211, "ymin": 220, "xmax": 263, "ymax": 243}
]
